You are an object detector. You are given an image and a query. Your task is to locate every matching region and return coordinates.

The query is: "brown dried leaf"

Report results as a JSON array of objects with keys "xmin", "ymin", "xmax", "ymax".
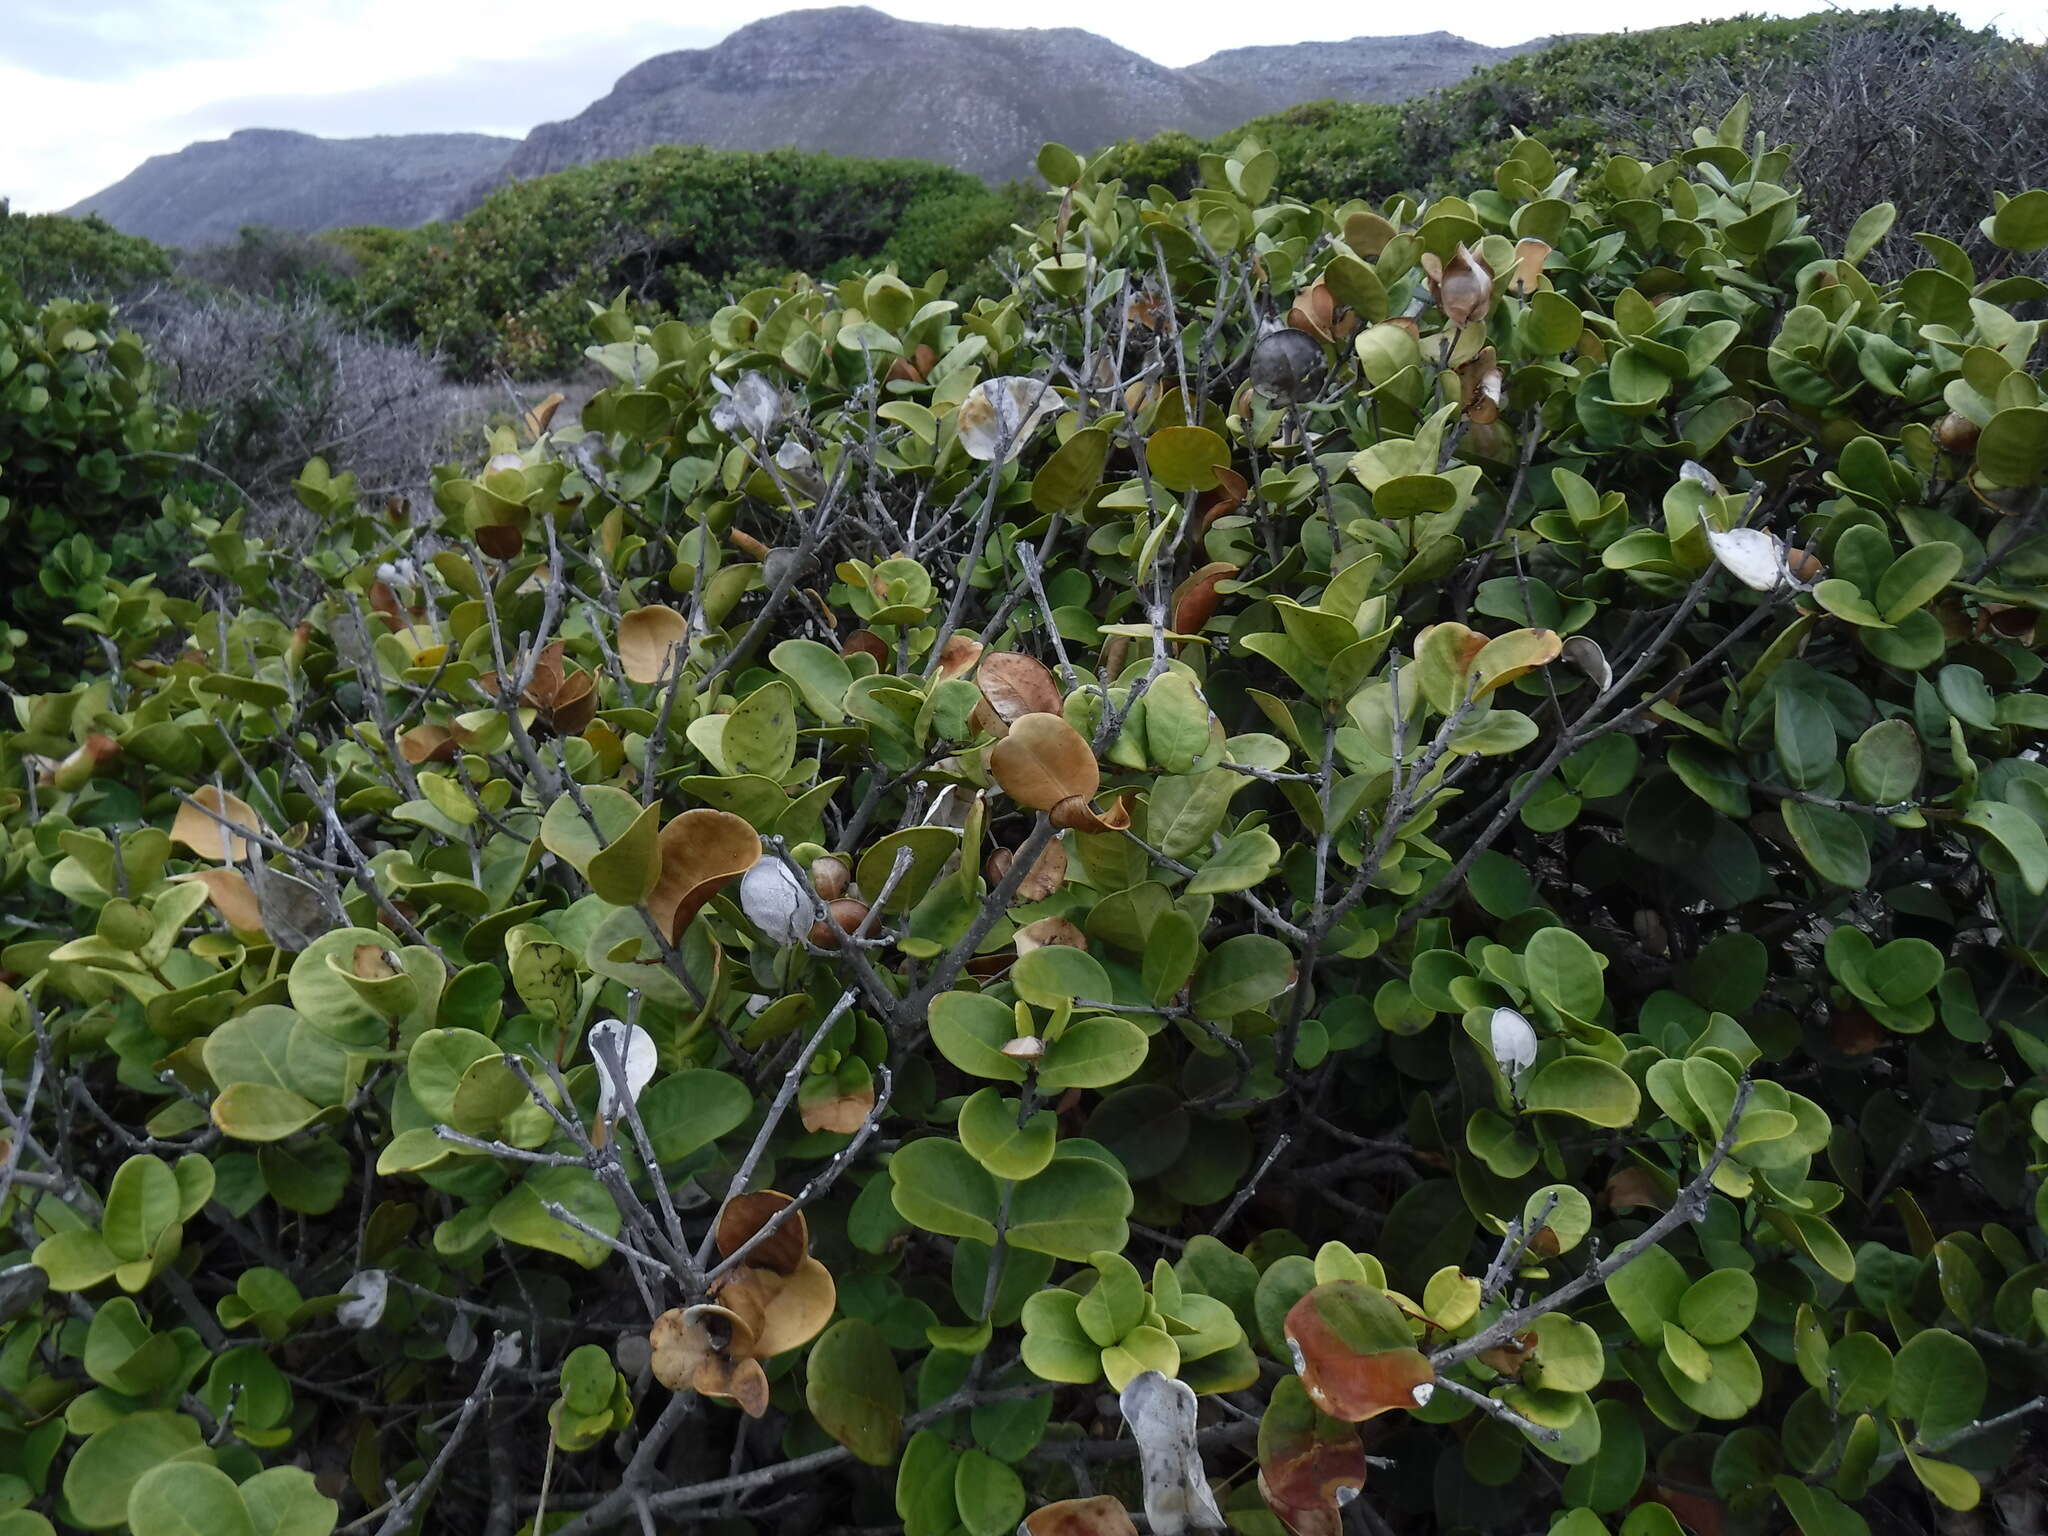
[
  {"xmin": 618, "ymin": 605, "xmax": 689, "ymax": 685},
  {"xmin": 522, "ymin": 392, "xmax": 566, "ymax": 441},
  {"xmin": 989, "ymin": 713, "xmax": 1099, "ymax": 811},
  {"xmin": 646, "ymin": 810, "xmax": 760, "ymax": 943},
  {"xmin": 1434, "ymin": 244, "xmax": 1496, "ymax": 328},
  {"xmin": 1171, "ymin": 563, "xmax": 1239, "ymax": 634},
  {"xmin": 397, "ymin": 724, "xmax": 459, "ymax": 765},
  {"xmin": 714, "ymin": 1256, "xmax": 837, "ymax": 1357},
  {"xmin": 714, "ymin": 1191, "xmax": 809, "ymax": 1275},
  {"xmin": 1023, "ymin": 1498, "xmax": 1141, "ymax": 1536},
  {"xmin": 1014, "ymin": 916, "xmax": 1088, "ymax": 955},
  {"xmin": 171, "ymin": 786, "xmax": 262, "ymax": 864},
  {"xmin": 977, "ymin": 653, "xmax": 1062, "ymax": 724},
  {"xmin": 936, "ymin": 634, "xmax": 985, "ymax": 681},
  {"xmin": 178, "ymin": 869, "xmax": 263, "ymax": 933}
]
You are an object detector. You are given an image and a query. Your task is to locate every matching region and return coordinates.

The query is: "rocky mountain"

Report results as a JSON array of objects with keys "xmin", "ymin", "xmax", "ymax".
[
  {"xmin": 493, "ymin": 7, "xmax": 1547, "ymax": 191},
  {"xmin": 1186, "ymin": 30, "xmax": 1548, "ymax": 121},
  {"xmin": 494, "ymin": 7, "xmax": 1251, "ymax": 189},
  {"xmin": 64, "ymin": 7, "xmax": 1548, "ymax": 245},
  {"xmin": 63, "ymin": 129, "xmax": 516, "ymax": 247}
]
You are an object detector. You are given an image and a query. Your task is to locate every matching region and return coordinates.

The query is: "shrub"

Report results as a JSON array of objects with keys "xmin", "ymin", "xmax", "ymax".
[
  {"xmin": 6, "ymin": 106, "xmax": 2048, "ymax": 1536},
  {"xmin": 0, "ymin": 205, "xmax": 173, "ymax": 304},
  {"xmin": 173, "ymin": 226, "xmax": 364, "ymax": 308},
  {"xmin": 128, "ymin": 288, "xmax": 511, "ymax": 509},
  {"xmin": 1621, "ymin": 11, "xmax": 2048, "ymax": 280},
  {"xmin": 0, "ymin": 280, "xmax": 202, "ymax": 679},
  {"xmin": 356, "ymin": 145, "xmax": 1020, "ymax": 378}
]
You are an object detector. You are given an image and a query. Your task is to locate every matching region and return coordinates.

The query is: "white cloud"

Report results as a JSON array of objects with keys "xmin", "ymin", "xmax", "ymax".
[{"xmin": 2, "ymin": 0, "xmax": 2040, "ymax": 215}]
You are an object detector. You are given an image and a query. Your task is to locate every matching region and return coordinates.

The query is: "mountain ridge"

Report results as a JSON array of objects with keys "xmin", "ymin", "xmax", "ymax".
[{"xmin": 62, "ymin": 6, "xmax": 1548, "ymax": 247}]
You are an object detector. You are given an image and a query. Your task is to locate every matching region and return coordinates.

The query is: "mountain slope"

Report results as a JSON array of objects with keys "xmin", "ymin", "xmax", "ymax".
[
  {"xmin": 63, "ymin": 129, "xmax": 516, "ymax": 247},
  {"xmin": 1185, "ymin": 30, "xmax": 1547, "ymax": 120},
  {"xmin": 62, "ymin": 7, "xmax": 1547, "ymax": 243},
  {"xmin": 493, "ymin": 7, "xmax": 1256, "ymax": 189}
]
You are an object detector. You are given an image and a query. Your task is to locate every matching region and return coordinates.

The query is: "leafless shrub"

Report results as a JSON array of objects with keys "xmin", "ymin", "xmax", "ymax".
[
  {"xmin": 1617, "ymin": 16, "xmax": 2048, "ymax": 281},
  {"xmin": 175, "ymin": 227, "xmax": 362, "ymax": 299},
  {"xmin": 121, "ymin": 289, "xmax": 579, "ymax": 549}
]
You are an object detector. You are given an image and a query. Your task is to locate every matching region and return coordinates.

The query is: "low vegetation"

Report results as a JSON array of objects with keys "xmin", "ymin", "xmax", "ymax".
[{"xmin": 6, "ymin": 50, "xmax": 2048, "ymax": 1535}]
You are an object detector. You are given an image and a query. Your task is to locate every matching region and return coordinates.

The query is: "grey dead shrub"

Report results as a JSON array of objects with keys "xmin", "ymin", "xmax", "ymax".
[{"xmin": 1622, "ymin": 15, "xmax": 2048, "ymax": 281}]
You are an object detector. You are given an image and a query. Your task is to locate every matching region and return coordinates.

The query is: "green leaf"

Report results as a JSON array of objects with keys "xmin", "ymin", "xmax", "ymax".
[
  {"xmin": 1977, "ymin": 407, "xmax": 2048, "ymax": 487},
  {"xmin": 1987, "ymin": 187, "xmax": 2048, "ymax": 252},
  {"xmin": 1038, "ymin": 1015, "xmax": 1149, "ymax": 1093},
  {"xmin": 1036, "ymin": 142, "xmax": 1083, "ymax": 185},
  {"xmin": 929, "ymin": 992, "xmax": 1029, "ymax": 1083},
  {"xmin": 1191, "ymin": 933, "xmax": 1294, "ymax": 1021},
  {"xmin": 1965, "ymin": 801, "xmax": 2048, "ymax": 893},
  {"xmin": 585, "ymin": 798, "xmax": 663, "ymax": 906},
  {"xmin": 1843, "ymin": 201, "xmax": 1896, "ymax": 265},
  {"xmin": 1677, "ymin": 1269, "xmax": 1756, "ymax": 1345},
  {"xmin": 1845, "ymin": 719, "xmax": 1920, "ymax": 805},
  {"xmin": 725, "ymin": 680, "xmax": 799, "ymax": 779},
  {"xmin": 101, "ymin": 1155, "xmax": 180, "ymax": 1264},
  {"xmin": 62, "ymin": 1411, "xmax": 206, "ymax": 1530},
  {"xmin": 238, "ymin": 1467, "xmax": 338, "ymax": 1536},
  {"xmin": 1773, "ymin": 1476, "xmax": 1872, "ymax": 1536},
  {"xmin": 1889, "ymin": 1326, "xmax": 1984, "ymax": 1439},
  {"xmin": 1875, "ymin": 541, "xmax": 1961, "ymax": 621},
  {"xmin": 956, "ymin": 1088, "xmax": 1058, "ymax": 1180},
  {"xmin": 539, "ymin": 786, "xmax": 644, "ymax": 879},
  {"xmin": 1606, "ymin": 1245, "xmax": 1687, "ymax": 1346},
  {"xmin": 488, "ymin": 1167, "xmax": 619, "ymax": 1268},
  {"xmin": 897, "ymin": 1429, "xmax": 961, "ymax": 1536},
  {"xmin": 1146, "ymin": 426, "xmax": 1230, "ymax": 494},
  {"xmin": 1523, "ymin": 926, "xmax": 1605, "ymax": 1023},
  {"xmin": 211, "ymin": 1083, "xmax": 321, "ymax": 1143},
  {"xmin": 806, "ymin": 1318, "xmax": 904, "ymax": 1466},
  {"xmin": 1186, "ymin": 828, "xmax": 1281, "ymax": 894},
  {"xmin": 1774, "ymin": 687, "xmax": 1837, "ymax": 790},
  {"xmin": 126, "ymin": 1462, "xmax": 253, "ymax": 1536},
  {"xmin": 890, "ymin": 1137, "xmax": 1001, "ymax": 1244},
  {"xmin": 769, "ymin": 638, "xmax": 854, "ymax": 722},
  {"xmin": 953, "ymin": 1448, "xmax": 1025, "ymax": 1536},
  {"xmin": 1031, "ymin": 426, "xmax": 1110, "ymax": 516},
  {"xmin": 1522, "ymin": 1056, "xmax": 1641, "ymax": 1128},
  {"xmin": 1783, "ymin": 801, "xmax": 1871, "ymax": 888},
  {"xmin": 1006, "ymin": 1150, "xmax": 1133, "ymax": 1261},
  {"xmin": 1013, "ymin": 945, "xmax": 1112, "ymax": 1011},
  {"xmin": 636, "ymin": 1070, "xmax": 753, "ymax": 1163},
  {"xmin": 33, "ymin": 1229, "xmax": 120, "ymax": 1292}
]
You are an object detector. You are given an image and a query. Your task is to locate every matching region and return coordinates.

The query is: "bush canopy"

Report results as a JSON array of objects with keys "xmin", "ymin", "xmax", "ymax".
[{"xmin": 5, "ymin": 98, "xmax": 2048, "ymax": 1536}]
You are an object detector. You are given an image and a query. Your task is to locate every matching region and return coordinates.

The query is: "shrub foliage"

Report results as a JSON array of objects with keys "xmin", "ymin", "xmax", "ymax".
[
  {"xmin": 0, "ymin": 282, "xmax": 204, "ymax": 679},
  {"xmin": 358, "ymin": 146, "xmax": 1022, "ymax": 379},
  {"xmin": 5, "ymin": 103, "xmax": 2048, "ymax": 1536}
]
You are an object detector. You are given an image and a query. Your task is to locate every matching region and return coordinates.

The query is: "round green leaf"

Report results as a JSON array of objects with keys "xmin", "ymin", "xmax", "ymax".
[{"xmin": 806, "ymin": 1318, "xmax": 904, "ymax": 1466}]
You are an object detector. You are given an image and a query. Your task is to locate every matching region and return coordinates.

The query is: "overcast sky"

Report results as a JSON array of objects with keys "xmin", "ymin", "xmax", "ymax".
[{"xmin": 4, "ymin": 0, "xmax": 2042, "ymax": 215}]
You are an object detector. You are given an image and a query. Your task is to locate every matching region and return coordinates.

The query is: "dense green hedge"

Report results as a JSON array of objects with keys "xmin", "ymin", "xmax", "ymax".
[
  {"xmin": 0, "ymin": 206, "xmax": 172, "ymax": 305},
  {"xmin": 357, "ymin": 146, "xmax": 1026, "ymax": 378},
  {"xmin": 0, "ymin": 281, "xmax": 202, "ymax": 679}
]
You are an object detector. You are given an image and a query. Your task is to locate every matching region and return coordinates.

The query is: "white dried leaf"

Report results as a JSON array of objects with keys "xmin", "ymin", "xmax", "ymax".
[
  {"xmin": 1706, "ymin": 527, "xmax": 1790, "ymax": 592},
  {"xmin": 589, "ymin": 1018, "xmax": 658, "ymax": 1119},
  {"xmin": 337, "ymin": 1269, "xmax": 388, "ymax": 1330},
  {"xmin": 1490, "ymin": 1006, "xmax": 1538, "ymax": 1090},
  {"xmin": 1119, "ymin": 1370, "xmax": 1225, "ymax": 1534},
  {"xmin": 739, "ymin": 858, "xmax": 812, "ymax": 945},
  {"xmin": 956, "ymin": 376, "xmax": 1062, "ymax": 462},
  {"xmin": 446, "ymin": 1306, "xmax": 478, "ymax": 1362},
  {"xmin": 712, "ymin": 370, "xmax": 784, "ymax": 439},
  {"xmin": 1679, "ymin": 459, "xmax": 1724, "ymax": 495}
]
